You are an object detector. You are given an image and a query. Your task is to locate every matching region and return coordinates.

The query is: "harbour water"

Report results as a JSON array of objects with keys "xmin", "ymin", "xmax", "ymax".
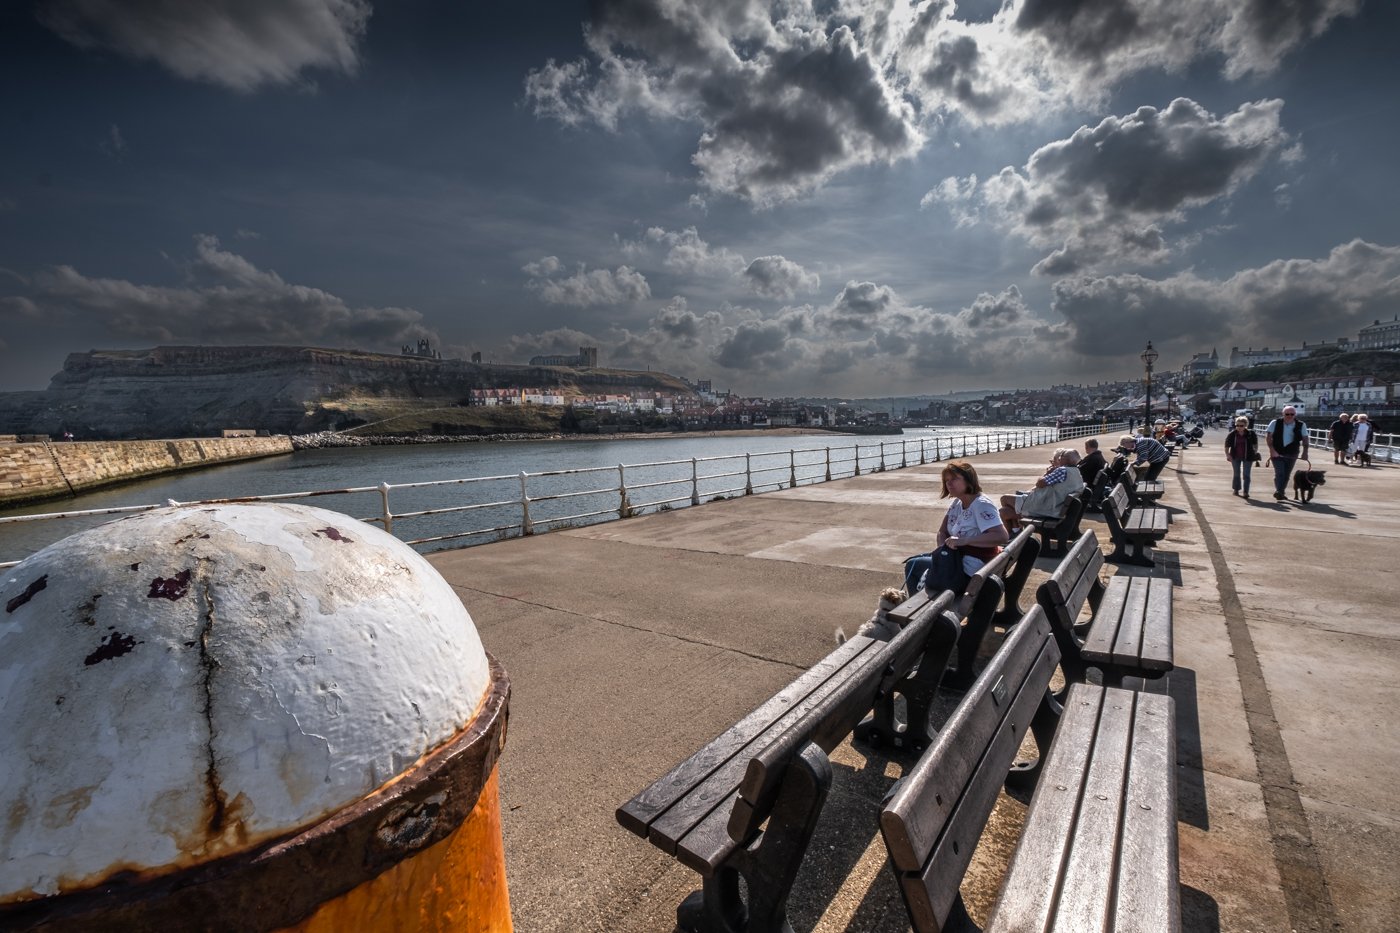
[{"xmin": 0, "ymin": 427, "xmax": 1041, "ymax": 565}]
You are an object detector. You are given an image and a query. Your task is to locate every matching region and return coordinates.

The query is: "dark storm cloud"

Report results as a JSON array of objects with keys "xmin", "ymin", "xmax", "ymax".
[
  {"xmin": 1015, "ymin": 0, "xmax": 1362, "ymax": 80},
  {"xmin": 0, "ymin": 234, "xmax": 431, "ymax": 348},
  {"xmin": 38, "ymin": 0, "xmax": 371, "ymax": 91},
  {"xmin": 525, "ymin": 2, "xmax": 921, "ymax": 204},
  {"xmin": 1048, "ymin": 239, "xmax": 1400, "ymax": 358},
  {"xmin": 931, "ymin": 97, "xmax": 1288, "ymax": 274},
  {"xmin": 743, "ymin": 255, "xmax": 820, "ymax": 300}
]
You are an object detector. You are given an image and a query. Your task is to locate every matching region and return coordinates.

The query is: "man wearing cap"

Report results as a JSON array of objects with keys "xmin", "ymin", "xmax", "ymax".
[
  {"xmin": 1265, "ymin": 406, "xmax": 1309, "ymax": 500},
  {"xmin": 1117, "ymin": 433, "xmax": 1172, "ymax": 481}
]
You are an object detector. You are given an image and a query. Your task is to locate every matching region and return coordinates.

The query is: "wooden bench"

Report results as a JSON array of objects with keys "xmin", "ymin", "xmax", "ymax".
[
  {"xmin": 880, "ymin": 605, "xmax": 1180, "ymax": 933},
  {"xmin": 1101, "ymin": 483, "xmax": 1169, "ymax": 567},
  {"xmin": 617, "ymin": 591, "xmax": 959, "ymax": 933},
  {"xmin": 1036, "ymin": 529, "xmax": 1174, "ymax": 687},
  {"xmin": 1123, "ymin": 461, "xmax": 1165, "ymax": 505},
  {"xmin": 1026, "ymin": 487, "xmax": 1088, "ymax": 556},
  {"xmin": 881, "ymin": 528, "xmax": 1041, "ymax": 712}
]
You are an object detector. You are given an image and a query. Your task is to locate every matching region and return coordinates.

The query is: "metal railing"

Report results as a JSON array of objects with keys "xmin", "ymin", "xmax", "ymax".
[
  {"xmin": 0, "ymin": 422, "xmax": 1125, "ymax": 568},
  {"xmin": 1249, "ymin": 424, "xmax": 1397, "ymax": 462}
]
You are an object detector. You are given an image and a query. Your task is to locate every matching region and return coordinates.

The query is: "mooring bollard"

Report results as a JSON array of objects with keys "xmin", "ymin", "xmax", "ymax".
[{"xmin": 0, "ymin": 502, "xmax": 512, "ymax": 932}]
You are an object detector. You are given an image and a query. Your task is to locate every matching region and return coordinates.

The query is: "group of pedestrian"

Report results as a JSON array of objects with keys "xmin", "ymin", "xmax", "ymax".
[
  {"xmin": 1327, "ymin": 412, "xmax": 1374, "ymax": 466},
  {"xmin": 1225, "ymin": 406, "xmax": 1378, "ymax": 501}
]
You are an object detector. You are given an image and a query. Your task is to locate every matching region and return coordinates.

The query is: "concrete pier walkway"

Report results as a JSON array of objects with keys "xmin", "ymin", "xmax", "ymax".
[{"xmin": 427, "ymin": 432, "xmax": 1399, "ymax": 932}]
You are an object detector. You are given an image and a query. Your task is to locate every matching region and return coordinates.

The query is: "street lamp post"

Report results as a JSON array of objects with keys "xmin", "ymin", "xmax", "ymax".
[{"xmin": 1140, "ymin": 341, "xmax": 1158, "ymax": 431}]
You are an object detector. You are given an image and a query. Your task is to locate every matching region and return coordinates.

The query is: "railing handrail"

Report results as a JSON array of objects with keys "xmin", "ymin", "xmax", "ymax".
[{"xmin": 1, "ymin": 423, "xmax": 1133, "ymax": 568}]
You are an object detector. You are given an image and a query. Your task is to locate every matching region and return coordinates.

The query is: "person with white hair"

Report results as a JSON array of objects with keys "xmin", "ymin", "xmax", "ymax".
[
  {"xmin": 998, "ymin": 447, "xmax": 1084, "ymax": 533},
  {"xmin": 1265, "ymin": 406, "xmax": 1310, "ymax": 500},
  {"xmin": 1349, "ymin": 413, "xmax": 1373, "ymax": 465}
]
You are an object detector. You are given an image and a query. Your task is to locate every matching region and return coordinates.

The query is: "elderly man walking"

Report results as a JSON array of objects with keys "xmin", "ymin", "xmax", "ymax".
[
  {"xmin": 1329, "ymin": 412, "xmax": 1352, "ymax": 465},
  {"xmin": 1265, "ymin": 406, "xmax": 1310, "ymax": 501}
]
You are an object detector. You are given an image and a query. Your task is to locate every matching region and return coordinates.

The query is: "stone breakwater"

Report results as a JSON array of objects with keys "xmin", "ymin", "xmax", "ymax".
[
  {"xmin": 291, "ymin": 431, "xmax": 563, "ymax": 449},
  {"xmin": 0, "ymin": 436, "xmax": 294, "ymax": 508}
]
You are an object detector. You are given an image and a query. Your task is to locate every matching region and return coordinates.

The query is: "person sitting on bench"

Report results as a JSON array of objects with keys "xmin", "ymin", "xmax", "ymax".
[
  {"xmin": 1117, "ymin": 432, "xmax": 1171, "ymax": 481},
  {"xmin": 903, "ymin": 461, "xmax": 1009, "ymax": 594},
  {"xmin": 998, "ymin": 448, "xmax": 1084, "ymax": 534},
  {"xmin": 1078, "ymin": 438, "xmax": 1106, "ymax": 487}
]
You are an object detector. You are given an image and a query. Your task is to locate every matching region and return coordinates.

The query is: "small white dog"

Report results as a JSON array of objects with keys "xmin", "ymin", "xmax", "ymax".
[{"xmin": 835, "ymin": 587, "xmax": 908, "ymax": 644}]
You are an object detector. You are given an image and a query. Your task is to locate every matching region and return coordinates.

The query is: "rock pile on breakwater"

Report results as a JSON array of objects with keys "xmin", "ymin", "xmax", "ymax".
[{"xmin": 292, "ymin": 431, "xmax": 563, "ymax": 450}]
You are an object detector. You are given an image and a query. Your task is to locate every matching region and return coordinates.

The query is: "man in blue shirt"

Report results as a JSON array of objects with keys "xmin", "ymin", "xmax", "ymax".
[
  {"xmin": 1116, "ymin": 434, "xmax": 1172, "ymax": 481},
  {"xmin": 1265, "ymin": 406, "xmax": 1310, "ymax": 501}
]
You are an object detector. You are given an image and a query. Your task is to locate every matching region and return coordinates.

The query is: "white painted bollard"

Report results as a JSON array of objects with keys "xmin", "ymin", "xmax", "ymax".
[{"xmin": 0, "ymin": 502, "xmax": 512, "ymax": 930}]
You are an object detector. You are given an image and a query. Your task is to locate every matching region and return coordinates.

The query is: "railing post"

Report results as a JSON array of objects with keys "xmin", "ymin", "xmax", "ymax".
[
  {"xmin": 825, "ymin": 446, "xmax": 832, "ymax": 481},
  {"xmin": 854, "ymin": 444, "xmax": 861, "ymax": 476},
  {"xmin": 378, "ymin": 482, "xmax": 394, "ymax": 536},
  {"xmin": 618, "ymin": 464, "xmax": 632, "ymax": 518},
  {"xmin": 920, "ymin": 437, "xmax": 926, "ymax": 465},
  {"xmin": 789, "ymin": 449, "xmax": 797, "ymax": 488},
  {"xmin": 745, "ymin": 452, "xmax": 753, "ymax": 495},
  {"xmin": 900, "ymin": 440, "xmax": 908, "ymax": 469},
  {"xmin": 519, "ymin": 471, "xmax": 532, "ymax": 535},
  {"xmin": 879, "ymin": 442, "xmax": 887, "ymax": 472},
  {"xmin": 691, "ymin": 457, "xmax": 700, "ymax": 506}
]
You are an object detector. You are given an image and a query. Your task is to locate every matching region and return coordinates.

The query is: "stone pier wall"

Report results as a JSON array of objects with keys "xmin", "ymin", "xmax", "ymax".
[{"xmin": 0, "ymin": 436, "xmax": 294, "ymax": 507}]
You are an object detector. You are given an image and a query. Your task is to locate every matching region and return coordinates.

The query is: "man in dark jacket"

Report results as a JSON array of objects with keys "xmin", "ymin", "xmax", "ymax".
[
  {"xmin": 1079, "ymin": 438, "xmax": 1107, "ymax": 487},
  {"xmin": 1265, "ymin": 406, "xmax": 1309, "ymax": 501},
  {"xmin": 1329, "ymin": 413, "xmax": 1352, "ymax": 464}
]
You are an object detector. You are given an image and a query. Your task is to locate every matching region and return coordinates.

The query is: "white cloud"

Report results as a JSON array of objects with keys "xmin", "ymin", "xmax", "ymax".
[
  {"xmin": 1048, "ymin": 239, "xmax": 1400, "ymax": 360},
  {"xmin": 743, "ymin": 256, "xmax": 821, "ymax": 301},
  {"xmin": 522, "ymin": 256, "xmax": 651, "ymax": 306},
  {"xmin": 39, "ymin": 0, "xmax": 371, "ymax": 91},
  {"xmin": 644, "ymin": 226, "xmax": 746, "ymax": 278},
  {"xmin": 928, "ymin": 98, "xmax": 1290, "ymax": 274},
  {"xmin": 0, "ymin": 234, "xmax": 432, "ymax": 348}
]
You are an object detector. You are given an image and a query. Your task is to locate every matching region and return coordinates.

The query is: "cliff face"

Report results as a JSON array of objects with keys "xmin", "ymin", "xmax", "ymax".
[{"xmin": 0, "ymin": 346, "xmax": 695, "ymax": 439}]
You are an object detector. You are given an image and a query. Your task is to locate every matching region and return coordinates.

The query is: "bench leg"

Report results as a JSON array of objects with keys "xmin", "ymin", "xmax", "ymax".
[
  {"xmin": 992, "ymin": 536, "xmax": 1041, "ymax": 629},
  {"xmin": 857, "ymin": 611, "xmax": 958, "ymax": 751},
  {"xmin": 946, "ymin": 582, "xmax": 1005, "ymax": 692},
  {"xmin": 678, "ymin": 743, "xmax": 833, "ymax": 933},
  {"xmin": 1006, "ymin": 689, "xmax": 1063, "ymax": 792}
]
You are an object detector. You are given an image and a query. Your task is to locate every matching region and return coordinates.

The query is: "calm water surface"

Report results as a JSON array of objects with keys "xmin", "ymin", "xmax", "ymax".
[{"xmin": 1, "ymin": 427, "xmax": 1038, "ymax": 564}]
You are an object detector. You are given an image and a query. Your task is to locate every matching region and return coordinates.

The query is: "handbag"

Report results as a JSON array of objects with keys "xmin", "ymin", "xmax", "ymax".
[{"xmin": 922, "ymin": 545, "xmax": 969, "ymax": 597}]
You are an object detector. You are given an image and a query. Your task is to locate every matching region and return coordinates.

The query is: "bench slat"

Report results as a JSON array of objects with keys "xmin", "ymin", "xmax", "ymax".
[
  {"xmin": 1138, "ymin": 579, "xmax": 1174, "ymax": 672},
  {"xmin": 901, "ymin": 640, "xmax": 1060, "ymax": 929},
  {"xmin": 985, "ymin": 684, "xmax": 1107, "ymax": 933},
  {"xmin": 616, "ymin": 634, "xmax": 877, "ymax": 840},
  {"xmin": 1080, "ymin": 577, "xmax": 1130, "ymax": 662},
  {"xmin": 1109, "ymin": 579, "xmax": 1150, "ymax": 668},
  {"xmin": 1047, "ymin": 688, "xmax": 1138, "ymax": 931},
  {"xmin": 646, "ymin": 639, "xmax": 887, "ymax": 855},
  {"xmin": 882, "ymin": 609, "xmax": 1057, "ymax": 874},
  {"xmin": 1114, "ymin": 692, "xmax": 1179, "ymax": 932}
]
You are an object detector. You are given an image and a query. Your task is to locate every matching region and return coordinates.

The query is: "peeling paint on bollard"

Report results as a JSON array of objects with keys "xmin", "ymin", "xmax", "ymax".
[{"xmin": 0, "ymin": 502, "xmax": 511, "ymax": 931}]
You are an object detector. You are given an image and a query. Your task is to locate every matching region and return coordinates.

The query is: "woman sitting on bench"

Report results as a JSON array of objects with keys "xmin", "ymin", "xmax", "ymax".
[
  {"xmin": 998, "ymin": 448, "xmax": 1084, "ymax": 533},
  {"xmin": 903, "ymin": 461, "xmax": 1008, "ymax": 594}
]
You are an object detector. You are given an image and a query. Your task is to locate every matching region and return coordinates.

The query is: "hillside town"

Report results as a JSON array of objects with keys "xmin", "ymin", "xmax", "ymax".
[{"xmin": 455, "ymin": 312, "xmax": 1400, "ymax": 431}]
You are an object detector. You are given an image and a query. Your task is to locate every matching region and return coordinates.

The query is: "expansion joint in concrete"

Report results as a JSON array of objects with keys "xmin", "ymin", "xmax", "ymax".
[
  {"xmin": 1177, "ymin": 472, "xmax": 1339, "ymax": 933},
  {"xmin": 450, "ymin": 583, "xmax": 809, "ymax": 672}
]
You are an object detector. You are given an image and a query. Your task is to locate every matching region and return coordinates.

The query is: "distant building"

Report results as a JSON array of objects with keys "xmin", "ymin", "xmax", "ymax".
[
  {"xmin": 1182, "ymin": 349, "xmax": 1219, "ymax": 378},
  {"xmin": 1228, "ymin": 339, "xmax": 1349, "ymax": 367},
  {"xmin": 401, "ymin": 339, "xmax": 441, "ymax": 359},
  {"xmin": 1357, "ymin": 316, "xmax": 1400, "ymax": 350},
  {"xmin": 471, "ymin": 351, "xmax": 482, "ymax": 363},
  {"xmin": 529, "ymin": 346, "xmax": 598, "ymax": 367}
]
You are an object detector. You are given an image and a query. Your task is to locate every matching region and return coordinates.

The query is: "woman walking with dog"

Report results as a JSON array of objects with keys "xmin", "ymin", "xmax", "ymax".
[
  {"xmin": 1349, "ymin": 413, "xmax": 1374, "ymax": 465},
  {"xmin": 1225, "ymin": 415, "xmax": 1259, "ymax": 498}
]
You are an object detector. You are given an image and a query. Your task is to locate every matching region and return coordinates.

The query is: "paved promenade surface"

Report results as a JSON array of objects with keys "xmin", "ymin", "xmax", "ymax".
[{"xmin": 428, "ymin": 431, "xmax": 1398, "ymax": 932}]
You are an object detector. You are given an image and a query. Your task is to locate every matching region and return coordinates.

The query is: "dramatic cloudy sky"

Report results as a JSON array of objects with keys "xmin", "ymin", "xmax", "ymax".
[{"xmin": 2, "ymin": 0, "xmax": 1398, "ymax": 395}]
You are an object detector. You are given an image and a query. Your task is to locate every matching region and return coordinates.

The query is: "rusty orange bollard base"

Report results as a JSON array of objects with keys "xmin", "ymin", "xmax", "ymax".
[{"xmin": 282, "ymin": 768, "xmax": 511, "ymax": 933}]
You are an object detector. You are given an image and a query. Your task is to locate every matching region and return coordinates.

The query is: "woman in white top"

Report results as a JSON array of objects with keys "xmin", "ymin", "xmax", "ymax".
[
  {"xmin": 1349, "ymin": 413, "xmax": 1373, "ymax": 465},
  {"xmin": 904, "ymin": 460, "xmax": 1009, "ymax": 592}
]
